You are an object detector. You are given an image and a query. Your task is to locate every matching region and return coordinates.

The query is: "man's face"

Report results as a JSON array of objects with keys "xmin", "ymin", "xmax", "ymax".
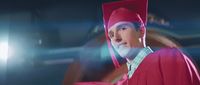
[{"xmin": 108, "ymin": 21, "xmax": 141, "ymax": 58}]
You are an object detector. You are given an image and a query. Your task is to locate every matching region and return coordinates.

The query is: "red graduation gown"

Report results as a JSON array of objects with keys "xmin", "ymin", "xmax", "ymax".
[
  {"xmin": 122, "ymin": 47, "xmax": 200, "ymax": 85},
  {"xmin": 74, "ymin": 48, "xmax": 200, "ymax": 85}
]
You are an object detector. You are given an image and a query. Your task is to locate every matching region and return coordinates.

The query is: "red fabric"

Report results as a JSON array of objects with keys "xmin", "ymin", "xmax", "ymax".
[
  {"xmin": 74, "ymin": 48, "xmax": 200, "ymax": 85},
  {"xmin": 102, "ymin": 0, "xmax": 148, "ymax": 29},
  {"xmin": 107, "ymin": 8, "xmax": 143, "ymax": 29},
  {"xmin": 116, "ymin": 48, "xmax": 200, "ymax": 85}
]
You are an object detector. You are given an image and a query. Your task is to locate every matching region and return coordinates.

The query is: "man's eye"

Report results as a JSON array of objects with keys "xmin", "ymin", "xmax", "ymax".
[{"xmin": 122, "ymin": 27, "xmax": 127, "ymax": 30}]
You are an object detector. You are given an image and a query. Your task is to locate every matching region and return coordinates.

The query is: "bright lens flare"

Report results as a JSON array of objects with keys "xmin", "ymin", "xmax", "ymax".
[{"xmin": 0, "ymin": 42, "xmax": 9, "ymax": 62}]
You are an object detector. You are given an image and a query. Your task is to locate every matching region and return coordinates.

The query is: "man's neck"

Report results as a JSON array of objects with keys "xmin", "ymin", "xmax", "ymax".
[{"xmin": 126, "ymin": 47, "xmax": 144, "ymax": 63}]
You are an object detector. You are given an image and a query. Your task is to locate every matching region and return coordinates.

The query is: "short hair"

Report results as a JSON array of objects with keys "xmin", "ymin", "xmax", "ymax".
[{"xmin": 132, "ymin": 22, "xmax": 142, "ymax": 31}]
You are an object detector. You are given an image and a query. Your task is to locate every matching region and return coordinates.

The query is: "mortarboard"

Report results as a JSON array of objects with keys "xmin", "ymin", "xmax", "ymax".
[{"xmin": 102, "ymin": 0, "xmax": 148, "ymax": 30}]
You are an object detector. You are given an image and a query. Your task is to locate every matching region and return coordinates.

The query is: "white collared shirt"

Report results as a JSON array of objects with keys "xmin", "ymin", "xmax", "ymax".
[{"xmin": 127, "ymin": 46, "xmax": 153, "ymax": 79}]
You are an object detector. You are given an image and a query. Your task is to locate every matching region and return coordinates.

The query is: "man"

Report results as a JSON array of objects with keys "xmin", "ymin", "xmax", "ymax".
[{"xmin": 102, "ymin": 0, "xmax": 200, "ymax": 85}]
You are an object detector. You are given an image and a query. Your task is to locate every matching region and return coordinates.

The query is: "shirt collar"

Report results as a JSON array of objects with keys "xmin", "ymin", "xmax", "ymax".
[{"xmin": 127, "ymin": 46, "xmax": 153, "ymax": 79}]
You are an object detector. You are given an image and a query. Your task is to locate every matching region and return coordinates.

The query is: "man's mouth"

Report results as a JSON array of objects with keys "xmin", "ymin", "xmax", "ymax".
[{"xmin": 118, "ymin": 42, "xmax": 127, "ymax": 48}]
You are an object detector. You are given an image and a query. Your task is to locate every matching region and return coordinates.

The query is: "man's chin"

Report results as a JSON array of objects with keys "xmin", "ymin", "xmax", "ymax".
[
  {"xmin": 116, "ymin": 48, "xmax": 131, "ymax": 58},
  {"xmin": 116, "ymin": 47, "xmax": 141, "ymax": 59}
]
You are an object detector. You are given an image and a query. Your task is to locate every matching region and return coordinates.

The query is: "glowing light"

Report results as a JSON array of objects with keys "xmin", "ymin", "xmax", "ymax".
[{"xmin": 0, "ymin": 42, "xmax": 9, "ymax": 62}]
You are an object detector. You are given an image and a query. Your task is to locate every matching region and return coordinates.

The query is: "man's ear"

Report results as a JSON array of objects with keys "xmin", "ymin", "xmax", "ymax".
[
  {"xmin": 139, "ymin": 29, "xmax": 143, "ymax": 38},
  {"xmin": 139, "ymin": 26, "xmax": 145, "ymax": 38}
]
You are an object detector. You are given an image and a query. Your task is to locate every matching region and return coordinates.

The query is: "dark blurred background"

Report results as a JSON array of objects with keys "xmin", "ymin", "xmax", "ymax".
[{"xmin": 0, "ymin": 0, "xmax": 200, "ymax": 85}]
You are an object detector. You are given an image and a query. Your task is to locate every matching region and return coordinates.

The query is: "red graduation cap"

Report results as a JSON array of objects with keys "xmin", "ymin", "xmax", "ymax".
[
  {"xmin": 102, "ymin": 0, "xmax": 148, "ymax": 69},
  {"xmin": 102, "ymin": 0, "xmax": 148, "ymax": 30}
]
